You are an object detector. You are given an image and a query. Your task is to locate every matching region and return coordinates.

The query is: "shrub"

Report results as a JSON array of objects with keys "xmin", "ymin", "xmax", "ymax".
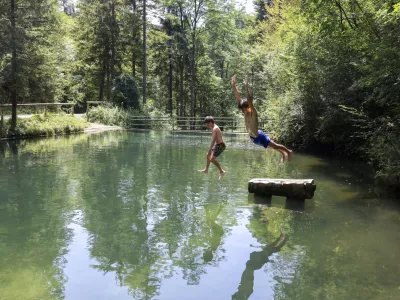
[{"xmin": 112, "ymin": 74, "xmax": 139, "ymax": 109}]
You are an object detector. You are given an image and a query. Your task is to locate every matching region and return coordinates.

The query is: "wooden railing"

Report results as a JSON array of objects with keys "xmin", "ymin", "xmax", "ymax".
[
  {"xmin": 0, "ymin": 102, "xmax": 75, "ymax": 116},
  {"xmin": 126, "ymin": 116, "xmax": 266, "ymax": 133},
  {"xmin": 0, "ymin": 101, "xmax": 271, "ymax": 137},
  {"xmin": 84, "ymin": 102, "xmax": 257, "ymax": 132}
]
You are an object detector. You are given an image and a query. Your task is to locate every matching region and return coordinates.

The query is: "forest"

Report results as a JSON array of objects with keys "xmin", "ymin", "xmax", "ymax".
[{"xmin": 0, "ymin": 0, "xmax": 399, "ymax": 189}]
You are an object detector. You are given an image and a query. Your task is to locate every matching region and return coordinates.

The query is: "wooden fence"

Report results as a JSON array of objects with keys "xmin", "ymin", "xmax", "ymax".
[{"xmin": 1, "ymin": 101, "xmax": 271, "ymax": 137}]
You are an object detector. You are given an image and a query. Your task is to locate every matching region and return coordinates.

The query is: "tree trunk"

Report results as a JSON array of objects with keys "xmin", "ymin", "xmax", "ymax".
[
  {"xmin": 190, "ymin": 32, "xmax": 196, "ymax": 129},
  {"xmin": 175, "ymin": 67, "xmax": 179, "ymax": 117},
  {"xmin": 179, "ymin": 62, "xmax": 184, "ymax": 118},
  {"xmin": 167, "ymin": 18, "xmax": 173, "ymax": 116},
  {"xmin": 169, "ymin": 52, "xmax": 173, "ymax": 116},
  {"xmin": 10, "ymin": 0, "xmax": 17, "ymax": 130},
  {"xmin": 106, "ymin": 58, "xmax": 110, "ymax": 101},
  {"xmin": 99, "ymin": 57, "xmax": 106, "ymax": 101},
  {"xmin": 142, "ymin": 0, "xmax": 147, "ymax": 104},
  {"xmin": 132, "ymin": 0, "xmax": 136, "ymax": 77},
  {"xmin": 110, "ymin": 0, "xmax": 116, "ymax": 101},
  {"xmin": 132, "ymin": 51, "xmax": 136, "ymax": 77}
]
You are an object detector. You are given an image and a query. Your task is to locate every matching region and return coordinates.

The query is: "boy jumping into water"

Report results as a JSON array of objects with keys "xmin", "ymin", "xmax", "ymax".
[
  {"xmin": 199, "ymin": 116, "xmax": 226, "ymax": 180},
  {"xmin": 232, "ymin": 75, "xmax": 293, "ymax": 162}
]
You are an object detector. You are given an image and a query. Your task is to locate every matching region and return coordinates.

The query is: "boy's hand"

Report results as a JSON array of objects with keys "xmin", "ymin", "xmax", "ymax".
[{"xmin": 231, "ymin": 75, "xmax": 236, "ymax": 86}]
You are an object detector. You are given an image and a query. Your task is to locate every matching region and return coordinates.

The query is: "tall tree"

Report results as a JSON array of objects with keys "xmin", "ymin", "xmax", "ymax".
[
  {"xmin": 142, "ymin": 0, "xmax": 147, "ymax": 104},
  {"xmin": 171, "ymin": 0, "xmax": 209, "ymax": 124},
  {"xmin": 10, "ymin": 0, "xmax": 17, "ymax": 129},
  {"xmin": 167, "ymin": 10, "xmax": 173, "ymax": 116},
  {"xmin": 76, "ymin": 0, "xmax": 122, "ymax": 102},
  {"xmin": 158, "ymin": 3, "xmax": 176, "ymax": 115},
  {"xmin": 254, "ymin": 0, "xmax": 271, "ymax": 21},
  {"xmin": 151, "ymin": 0, "xmax": 252, "ymax": 118},
  {"xmin": 131, "ymin": 0, "xmax": 140, "ymax": 77},
  {"xmin": 0, "ymin": 0, "xmax": 61, "ymax": 129},
  {"xmin": 119, "ymin": 0, "xmax": 142, "ymax": 80},
  {"xmin": 59, "ymin": 0, "xmax": 76, "ymax": 15}
]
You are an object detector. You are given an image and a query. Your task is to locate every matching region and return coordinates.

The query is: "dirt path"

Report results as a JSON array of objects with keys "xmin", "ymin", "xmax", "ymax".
[{"xmin": 84, "ymin": 122, "xmax": 123, "ymax": 133}]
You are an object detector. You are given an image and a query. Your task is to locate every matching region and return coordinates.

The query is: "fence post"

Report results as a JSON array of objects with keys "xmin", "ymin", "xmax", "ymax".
[{"xmin": 87, "ymin": 102, "xmax": 90, "ymax": 122}]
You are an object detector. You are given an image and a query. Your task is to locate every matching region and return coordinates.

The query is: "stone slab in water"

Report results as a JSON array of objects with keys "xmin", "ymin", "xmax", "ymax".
[{"xmin": 248, "ymin": 178, "xmax": 316, "ymax": 200}]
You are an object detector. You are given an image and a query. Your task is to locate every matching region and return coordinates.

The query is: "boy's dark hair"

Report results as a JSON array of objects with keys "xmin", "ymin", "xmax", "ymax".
[
  {"xmin": 204, "ymin": 116, "xmax": 214, "ymax": 124},
  {"xmin": 238, "ymin": 99, "xmax": 249, "ymax": 110}
]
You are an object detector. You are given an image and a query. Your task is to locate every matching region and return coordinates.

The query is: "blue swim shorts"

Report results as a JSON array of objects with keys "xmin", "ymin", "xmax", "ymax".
[{"xmin": 250, "ymin": 130, "xmax": 271, "ymax": 148}]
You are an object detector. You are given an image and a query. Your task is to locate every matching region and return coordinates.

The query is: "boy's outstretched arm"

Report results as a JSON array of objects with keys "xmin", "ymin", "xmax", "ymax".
[
  {"xmin": 231, "ymin": 75, "xmax": 241, "ymax": 104},
  {"xmin": 244, "ymin": 75, "xmax": 254, "ymax": 107}
]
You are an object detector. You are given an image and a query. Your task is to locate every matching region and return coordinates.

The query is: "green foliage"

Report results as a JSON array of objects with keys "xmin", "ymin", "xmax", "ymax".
[
  {"xmin": 112, "ymin": 73, "xmax": 139, "ymax": 109},
  {"xmin": 0, "ymin": 0, "xmax": 67, "ymax": 104},
  {"xmin": 87, "ymin": 105, "xmax": 131, "ymax": 127},
  {"xmin": 249, "ymin": 0, "xmax": 400, "ymax": 188},
  {"xmin": 5, "ymin": 114, "xmax": 88, "ymax": 138}
]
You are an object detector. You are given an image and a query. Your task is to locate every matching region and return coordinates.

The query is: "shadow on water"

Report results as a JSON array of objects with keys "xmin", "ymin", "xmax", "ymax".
[
  {"xmin": 0, "ymin": 140, "xmax": 19, "ymax": 155},
  {"xmin": 0, "ymin": 141, "xmax": 4, "ymax": 157},
  {"xmin": 231, "ymin": 233, "xmax": 288, "ymax": 300},
  {"xmin": 302, "ymin": 154, "xmax": 399, "ymax": 198},
  {"xmin": 202, "ymin": 203, "xmax": 224, "ymax": 263},
  {"xmin": 9, "ymin": 140, "xmax": 18, "ymax": 155},
  {"xmin": 247, "ymin": 193, "xmax": 312, "ymax": 212}
]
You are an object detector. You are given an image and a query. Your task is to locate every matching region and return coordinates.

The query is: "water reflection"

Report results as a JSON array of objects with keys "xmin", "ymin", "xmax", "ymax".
[
  {"xmin": 0, "ymin": 132, "xmax": 399, "ymax": 300},
  {"xmin": 248, "ymin": 193, "xmax": 306, "ymax": 212},
  {"xmin": 202, "ymin": 203, "xmax": 224, "ymax": 263},
  {"xmin": 0, "ymin": 138, "xmax": 74, "ymax": 299},
  {"xmin": 0, "ymin": 141, "xmax": 5, "ymax": 157},
  {"xmin": 232, "ymin": 233, "xmax": 288, "ymax": 300}
]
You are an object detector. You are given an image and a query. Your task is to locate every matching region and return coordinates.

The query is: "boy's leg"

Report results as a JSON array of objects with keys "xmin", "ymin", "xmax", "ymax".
[
  {"xmin": 274, "ymin": 148, "xmax": 288, "ymax": 163},
  {"xmin": 199, "ymin": 153, "xmax": 212, "ymax": 173},
  {"xmin": 210, "ymin": 156, "xmax": 226, "ymax": 180},
  {"xmin": 269, "ymin": 141, "xmax": 293, "ymax": 162}
]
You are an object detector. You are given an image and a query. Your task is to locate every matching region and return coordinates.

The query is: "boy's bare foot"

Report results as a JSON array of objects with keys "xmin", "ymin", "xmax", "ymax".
[
  {"xmin": 219, "ymin": 171, "xmax": 226, "ymax": 180},
  {"xmin": 288, "ymin": 150, "xmax": 293, "ymax": 162},
  {"xmin": 280, "ymin": 152, "xmax": 288, "ymax": 163},
  {"xmin": 199, "ymin": 169, "xmax": 208, "ymax": 174}
]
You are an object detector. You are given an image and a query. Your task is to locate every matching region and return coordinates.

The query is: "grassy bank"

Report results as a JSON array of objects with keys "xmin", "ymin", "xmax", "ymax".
[{"xmin": 1, "ymin": 114, "xmax": 88, "ymax": 139}]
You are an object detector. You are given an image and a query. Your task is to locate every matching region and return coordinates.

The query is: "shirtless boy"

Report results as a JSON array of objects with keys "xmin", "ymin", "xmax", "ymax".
[
  {"xmin": 199, "ymin": 116, "xmax": 226, "ymax": 180},
  {"xmin": 232, "ymin": 75, "xmax": 292, "ymax": 162}
]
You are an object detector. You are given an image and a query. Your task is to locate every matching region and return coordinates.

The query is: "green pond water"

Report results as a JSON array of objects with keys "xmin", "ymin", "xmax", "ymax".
[{"xmin": 0, "ymin": 131, "xmax": 399, "ymax": 300}]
